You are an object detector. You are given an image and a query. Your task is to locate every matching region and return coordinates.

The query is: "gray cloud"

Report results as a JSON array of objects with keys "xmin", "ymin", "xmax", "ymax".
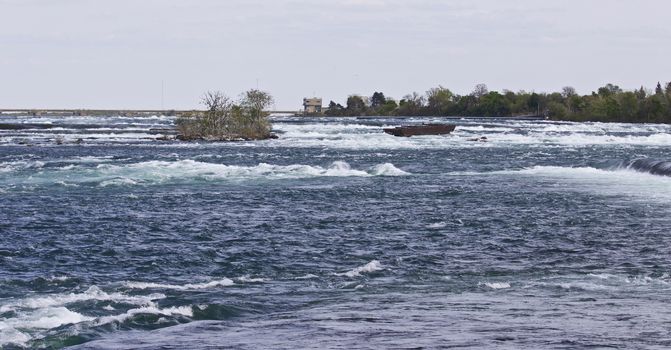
[{"xmin": 1, "ymin": 0, "xmax": 669, "ymax": 109}]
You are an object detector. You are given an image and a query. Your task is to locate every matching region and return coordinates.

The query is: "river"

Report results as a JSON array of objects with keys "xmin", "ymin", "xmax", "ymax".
[{"xmin": 1, "ymin": 115, "xmax": 671, "ymax": 349}]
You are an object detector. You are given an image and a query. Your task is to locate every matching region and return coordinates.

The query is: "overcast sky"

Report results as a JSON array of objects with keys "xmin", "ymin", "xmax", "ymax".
[{"xmin": 1, "ymin": 0, "xmax": 670, "ymax": 110}]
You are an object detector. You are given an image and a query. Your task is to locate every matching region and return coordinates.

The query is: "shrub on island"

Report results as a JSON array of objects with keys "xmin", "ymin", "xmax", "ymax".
[{"xmin": 176, "ymin": 90, "xmax": 275, "ymax": 141}]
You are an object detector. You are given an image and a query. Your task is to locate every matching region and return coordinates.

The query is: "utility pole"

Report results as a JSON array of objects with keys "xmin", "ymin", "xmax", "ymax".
[{"xmin": 161, "ymin": 80, "xmax": 165, "ymax": 111}]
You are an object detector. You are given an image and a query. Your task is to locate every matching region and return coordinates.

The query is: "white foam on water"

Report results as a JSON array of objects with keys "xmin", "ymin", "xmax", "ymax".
[
  {"xmin": 4, "ymin": 115, "xmax": 671, "ymax": 148},
  {"xmin": 4, "ymin": 132, "xmax": 159, "ymax": 143},
  {"xmin": 236, "ymin": 276, "xmax": 265, "ymax": 283},
  {"xmin": 99, "ymin": 177, "xmax": 139, "ymax": 187},
  {"xmin": 0, "ymin": 286, "xmax": 165, "ymax": 313},
  {"xmin": 95, "ymin": 305, "xmax": 193, "ymax": 326},
  {"xmin": 426, "ymin": 222, "xmax": 447, "ymax": 229},
  {"xmin": 483, "ymin": 131, "xmax": 671, "ymax": 146},
  {"xmin": 528, "ymin": 280, "xmax": 616, "ymax": 292},
  {"xmin": 55, "ymin": 180, "xmax": 80, "ymax": 187},
  {"xmin": 481, "ymin": 282, "xmax": 512, "ymax": 290},
  {"xmin": 20, "ymin": 306, "xmax": 94, "ymax": 329},
  {"xmin": 275, "ymin": 122, "xmax": 380, "ymax": 137},
  {"xmin": 1, "ymin": 160, "xmax": 409, "ymax": 188},
  {"xmin": 124, "ymin": 278, "xmax": 235, "ymax": 290},
  {"xmin": 0, "ymin": 307, "xmax": 94, "ymax": 347},
  {"xmin": 0, "ymin": 160, "xmax": 45, "ymax": 173},
  {"xmin": 339, "ymin": 260, "xmax": 383, "ymax": 277},
  {"xmin": 0, "ymin": 324, "xmax": 32, "ymax": 347},
  {"xmin": 319, "ymin": 160, "xmax": 369, "ymax": 177},
  {"xmin": 70, "ymin": 156, "xmax": 117, "ymax": 163},
  {"xmin": 460, "ymin": 166, "xmax": 671, "ymax": 203},
  {"xmin": 268, "ymin": 120, "xmax": 671, "ymax": 149},
  {"xmin": 522, "ymin": 273, "xmax": 671, "ymax": 293},
  {"xmin": 585, "ymin": 273, "xmax": 670, "ymax": 287},
  {"xmin": 47, "ymin": 275, "xmax": 71, "ymax": 282},
  {"xmin": 0, "ymin": 284, "xmax": 193, "ymax": 346},
  {"xmin": 588, "ymin": 273, "xmax": 614, "ymax": 280},
  {"xmin": 369, "ymin": 163, "xmax": 410, "ymax": 176}
]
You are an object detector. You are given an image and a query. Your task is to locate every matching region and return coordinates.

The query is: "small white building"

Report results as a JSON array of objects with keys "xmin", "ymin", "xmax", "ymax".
[{"xmin": 303, "ymin": 98, "xmax": 323, "ymax": 114}]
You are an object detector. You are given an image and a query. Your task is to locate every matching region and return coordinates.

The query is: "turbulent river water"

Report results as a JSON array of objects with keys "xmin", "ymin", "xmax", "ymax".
[{"xmin": 1, "ymin": 114, "xmax": 671, "ymax": 349}]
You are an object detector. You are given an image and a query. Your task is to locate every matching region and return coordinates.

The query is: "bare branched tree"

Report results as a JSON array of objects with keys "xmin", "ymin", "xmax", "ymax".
[
  {"xmin": 201, "ymin": 91, "xmax": 232, "ymax": 134},
  {"xmin": 561, "ymin": 86, "xmax": 577, "ymax": 98},
  {"xmin": 472, "ymin": 84, "xmax": 489, "ymax": 98}
]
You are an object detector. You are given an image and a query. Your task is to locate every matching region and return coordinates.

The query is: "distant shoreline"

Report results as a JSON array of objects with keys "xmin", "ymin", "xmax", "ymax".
[
  {"xmin": 0, "ymin": 109, "xmax": 545, "ymax": 119},
  {"xmin": 0, "ymin": 109, "xmax": 299, "ymax": 117}
]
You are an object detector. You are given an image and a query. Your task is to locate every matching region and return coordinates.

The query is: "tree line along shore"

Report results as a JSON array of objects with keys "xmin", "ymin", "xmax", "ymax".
[
  {"xmin": 3, "ymin": 82, "xmax": 671, "ymax": 142},
  {"xmin": 324, "ymin": 82, "xmax": 671, "ymax": 123},
  {"xmin": 177, "ymin": 82, "xmax": 671, "ymax": 141}
]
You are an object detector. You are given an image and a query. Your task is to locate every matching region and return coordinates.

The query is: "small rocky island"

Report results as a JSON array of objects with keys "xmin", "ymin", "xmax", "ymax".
[{"xmin": 176, "ymin": 89, "xmax": 276, "ymax": 141}]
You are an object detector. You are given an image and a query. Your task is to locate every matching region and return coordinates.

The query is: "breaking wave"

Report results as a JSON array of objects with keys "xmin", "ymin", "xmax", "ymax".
[
  {"xmin": 0, "ymin": 286, "xmax": 168, "ymax": 347},
  {"xmin": 481, "ymin": 282, "xmax": 512, "ymax": 290},
  {"xmin": 0, "ymin": 160, "xmax": 410, "ymax": 188},
  {"xmin": 0, "ymin": 279, "xmax": 243, "ymax": 347},
  {"xmin": 268, "ymin": 120, "xmax": 671, "ymax": 149},
  {"xmin": 0, "ymin": 286, "xmax": 164, "ymax": 313},
  {"xmin": 523, "ymin": 273, "xmax": 671, "ymax": 292},
  {"xmin": 453, "ymin": 164, "xmax": 671, "ymax": 202},
  {"xmin": 95, "ymin": 305, "xmax": 194, "ymax": 326},
  {"xmin": 339, "ymin": 260, "xmax": 384, "ymax": 277},
  {"xmin": 622, "ymin": 158, "xmax": 671, "ymax": 177},
  {"xmin": 124, "ymin": 278, "xmax": 235, "ymax": 291}
]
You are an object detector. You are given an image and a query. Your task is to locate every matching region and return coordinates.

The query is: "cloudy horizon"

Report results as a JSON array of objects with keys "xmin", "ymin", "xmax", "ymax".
[{"xmin": 1, "ymin": 0, "xmax": 670, "ymax": 110}]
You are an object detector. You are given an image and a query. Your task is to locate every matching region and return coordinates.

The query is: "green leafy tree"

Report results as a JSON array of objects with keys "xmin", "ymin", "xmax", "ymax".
[
  {"xmin": 655, "ymin": 82, "xmax": 664, "ymax": 95},
  {"xmin": 478, "ymin": 92, "xmax": 511, "ymax": 117},
  {"xmin": 346, "ymin": 95, "xmax": 367, "ymax": 116},
  {"xmin": 568, "ymin": 95, "xmax": 585, "ymax": 114},
  {"xmin": 635, "ymin": 86, "xmax": 647, "ymax": 100},
  {"xmin": 239, "ymin": 89, "xmax": 273, "ymax": 137},
  {"xmin": 618, "ymin": 92, "xmax": 639, "ymax": 121},
  {"xmin": 397, "ymin": 92, "xmax": 425, "ymax": 116},
  {"xmin": 528, "ymin": 93, "xmax": 541, "ymax": 115},
  {"xmin": 426, "ymin": 86, "xmax": 454, "ymax": 115},
  {"xmin": 370, "ymin": 92, "xmax": 387, "ymax": 109},
  {"xmin": 325, "ymin": 100, "xmax": 345, "ymax": 116},
  {"xmin": 548, "ymin": 101, "xmax": 568, "ymax": 119},
  {"xmin": 329, "ymin": 80, "xmax": 671, "ymax": 122},
  {"xmin": 453, "ymin": 94, "xmax": 478, "ymax": 115},
  {"xmin": 379, "ymin": 99, "xmax": 398, "ymax": 115},
  {"xmin": 598, "ymin": 83, "xmax": 622, "ymax": 97}
]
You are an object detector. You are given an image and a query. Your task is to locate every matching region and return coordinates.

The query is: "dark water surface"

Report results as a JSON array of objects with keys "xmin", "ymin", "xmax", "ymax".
[{"xmin": 1, "ymin": 115, "xmax": 671, "ymax": 349}]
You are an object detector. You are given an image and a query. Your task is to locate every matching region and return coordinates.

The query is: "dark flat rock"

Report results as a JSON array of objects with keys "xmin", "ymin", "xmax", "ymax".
[{"xmin": 383, "ymin": 124, "xmax": 456, "ymax": 137}]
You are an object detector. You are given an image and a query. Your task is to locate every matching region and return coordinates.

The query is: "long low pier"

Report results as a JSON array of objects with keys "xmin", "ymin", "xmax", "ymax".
[
  {"xmin": 0, "ymin": 109, "xmax": 546, "ymax": 120},
  {"xmin": 0, "ymin": 109, "xmax": 301, "ymax": 117}
]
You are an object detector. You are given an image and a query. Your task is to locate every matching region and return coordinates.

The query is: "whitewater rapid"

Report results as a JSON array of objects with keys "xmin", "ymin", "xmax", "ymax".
[
  {"xmin": 0, "ymin": 159, "xmax": 408, "ymax": 189},
  {"xmin": 3, "ymin": 115, "xmax": 671, "ymax": 349},
  {"xmin": 2, "ymin": 114, "xmax": 671, "ymax": 149}
]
